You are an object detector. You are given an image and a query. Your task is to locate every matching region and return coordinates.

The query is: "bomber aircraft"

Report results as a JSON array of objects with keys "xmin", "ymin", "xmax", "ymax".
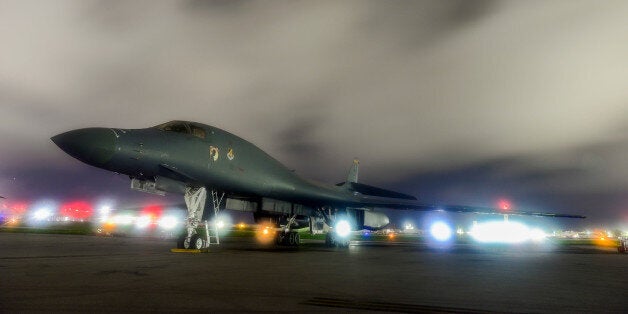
[{"xmin": 52, "ymin": 121, "xmax": 584, "ymax": 249}]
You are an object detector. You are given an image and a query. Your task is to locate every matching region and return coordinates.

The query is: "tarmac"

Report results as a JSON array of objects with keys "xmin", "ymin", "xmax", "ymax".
[{"xmin": 0, "ymin": 233, "xmax": 626, "ymax": 313}]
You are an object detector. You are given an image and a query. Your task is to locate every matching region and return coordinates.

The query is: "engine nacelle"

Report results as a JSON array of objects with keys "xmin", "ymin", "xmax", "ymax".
[
  {"xmin": 253, "ymin": 211, "xmax": 310, "ymax": 229},
  {"xmin": 348, "ymin": 209, "xmax": 389, "ymax": 230},
  {"xmin": 363, "ymin": 211, "xmax": 390, "ymax": 230}
]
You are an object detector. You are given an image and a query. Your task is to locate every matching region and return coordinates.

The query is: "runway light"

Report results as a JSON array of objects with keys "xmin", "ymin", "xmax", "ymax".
[
  {"xmin": 211, "ymin": 214, "xmax": 232, "ymax": 236},
  {"xmin": 469, "ymin": 221, "xmax": 546, "ymax": 244},
  {"xmin": 430, "ymin": 222, "xmax": 453, "ymax": 242},
  {"xmin": 529, "ymin": 228, "xmax": 547, "ymax": 242},
  {"xmin": 112, "ymin": 214, "xmax": 134, "ymax": 225},
  {"xmin": 33, "ymin": 208, "xmax": 52, "ymax": 221},
  {"xmin": 256, "ymin": 224, "xmax": 275, "ymax": 245},
  {"xmin": 136, "ymin": 215, "xmax": 151, "ymax": 229},
  {"xmin": 335, "ymin": 220, "xmax": 351, "ymax": 238},
  {"xmin": 158, "ymin": 216, "xmax": 178, "ymax": 230}
]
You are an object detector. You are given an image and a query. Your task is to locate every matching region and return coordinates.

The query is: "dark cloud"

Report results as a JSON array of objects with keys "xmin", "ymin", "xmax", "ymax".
[{"xmin": 1, "ymin": 1, "xmax": 627, "ymax": 229}]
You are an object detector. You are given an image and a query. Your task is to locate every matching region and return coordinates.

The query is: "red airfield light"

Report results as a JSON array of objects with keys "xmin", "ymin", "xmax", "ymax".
[
  {"xmin": 140, "ymin": 205, "xmax": 163, "ymax": 220},
  {"xmin": 498, "ymin": 199, "xmax": 511, "ymax": 212},
  {"xmin": 9, "ymin": 202, "xmax": 29, "ymax": 216},
  {"xmin": 60, "ymin": 201, "xmax": 93, "ymax": 220}
]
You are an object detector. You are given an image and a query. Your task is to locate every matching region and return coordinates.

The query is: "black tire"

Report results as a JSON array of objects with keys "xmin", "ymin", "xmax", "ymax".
[
  {"xmin": 190, "ymin": 235, "xmax": 204, "ymax": 249},
  {"xmin": 275, "ymin": 233, "xmax": 284, "ymax": 245},
  {"xmin": 288, "ymin": 232, "xmax": 296, "ymax": 246},
  {"xmin": 293, "ymin": 233, "xmax": 300, "ymax": 246},
  {"xmin": 325, "ymin": 233, "xmax": 334, "ymax": 247},
  {"xmin": 336, "ymin": 239, "xmax": 349, "ymax": 248},
  {"xmin": 182, "ymin": 236, "xmax": 192, "ymax": 249}
]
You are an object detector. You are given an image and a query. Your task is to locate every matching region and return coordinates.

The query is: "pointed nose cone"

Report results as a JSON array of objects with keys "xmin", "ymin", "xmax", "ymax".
[{"xmin": 51, "ymin": 128, "xmax": 117, "ymax": 167}]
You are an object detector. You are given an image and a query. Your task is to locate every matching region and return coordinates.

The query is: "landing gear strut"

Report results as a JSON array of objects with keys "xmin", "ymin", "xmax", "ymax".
[{"xmin": 176, "ymin": 186, "xmax": 223, "ymax": 249}]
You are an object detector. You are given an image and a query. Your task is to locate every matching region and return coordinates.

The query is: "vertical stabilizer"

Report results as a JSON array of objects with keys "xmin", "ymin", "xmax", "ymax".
[{"xmin": 347, "ymin": 158, "xmax": 359, "ymax": 183}]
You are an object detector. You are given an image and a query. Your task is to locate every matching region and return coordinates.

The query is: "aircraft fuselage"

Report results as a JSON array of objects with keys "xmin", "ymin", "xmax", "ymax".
[{"xmin": 52, "ymin": 122, "xmax": 353, "ymax": 209}]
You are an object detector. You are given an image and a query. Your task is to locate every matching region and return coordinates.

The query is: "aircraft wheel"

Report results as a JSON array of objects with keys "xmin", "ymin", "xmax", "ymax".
[
  {"xmin": 275, "ymin": 233, "xmax": 284, "ymax": 245},
  {"xmin": 190, "ymin": 235, "xmax": 204, "ymax": 249},
  {"xmin": 336, "ymin": 239, "xmax": 349, "ymax": 248},
  {"xmin": 293, "ymin": 233, "xmax": 300, "ymax": 246},
  {"xmin": 325, "ymin": 233, "xmax": 335, "ymax": 247},
  {"xmin": 182, "ymin": 237, "xmax": 192, "ymax": 249},
  {"xmin": 288, "ymin": 232, "xmax": 296, "ymax": 246}
]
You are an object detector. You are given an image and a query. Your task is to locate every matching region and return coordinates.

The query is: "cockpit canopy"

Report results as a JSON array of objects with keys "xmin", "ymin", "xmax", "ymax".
[{"xmin": 155, "ymin": 121, "xmax": 206, "ymax": 139}]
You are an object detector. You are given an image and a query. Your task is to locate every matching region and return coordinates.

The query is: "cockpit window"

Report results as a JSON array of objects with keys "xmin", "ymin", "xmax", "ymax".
[
  {"xmin": 155, "ymin": 121, "xmax": 206, "ymax": 139},
  {"xmin": 156, "ymin": 121, "xmax": 190, "ymax": 134},
  {"xmin": 190, "ymin": 125, "xmax": 206, "ymax": 139}
]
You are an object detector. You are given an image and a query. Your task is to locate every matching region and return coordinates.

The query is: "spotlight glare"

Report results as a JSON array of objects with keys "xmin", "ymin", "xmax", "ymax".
[
  {"xmin": 136, "ymin": 215, "xmax": 151, "ymax": 229},
  {"xmin": 33, "ymin": 208, "xmax": 52, "ymax": 221},
  {"xmin": 158, "ymin": 216, "xmax": 178, "ymax": 230},
  {"xmin": 335, "ymin": 220, "xmax": 351, "ymax": 238},
  {"xmin": 469, "ymin": 221, "xmax": 546, "ymax": 243},
  {"xmin": 430, "ymin": 222, "xmax": 453, "ymax": 242}
]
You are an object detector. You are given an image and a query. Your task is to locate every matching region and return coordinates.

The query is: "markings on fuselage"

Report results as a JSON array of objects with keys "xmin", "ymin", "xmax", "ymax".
[
  {"xmin": 227, "ymin": 148, "xmax": 235, "ymax": 160},
  {"xmin": 209, "ymin": 146, "xmax": 219, "ymax": 161}
]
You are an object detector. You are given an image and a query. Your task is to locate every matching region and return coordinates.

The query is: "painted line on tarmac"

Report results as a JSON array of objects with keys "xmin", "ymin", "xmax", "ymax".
[{"xmin": 302, "ymin": 297, "xmax": 501, "ymax": 313}]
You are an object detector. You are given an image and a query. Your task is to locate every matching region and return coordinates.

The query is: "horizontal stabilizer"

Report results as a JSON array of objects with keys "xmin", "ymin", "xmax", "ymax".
[{"xmin": 347, "ymin": 182, "xmax": 417, "ymax": 201}]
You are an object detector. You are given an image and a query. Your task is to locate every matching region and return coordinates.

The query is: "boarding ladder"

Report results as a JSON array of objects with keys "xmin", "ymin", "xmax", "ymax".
[{"xmin": 203, "ymin": 190, "xmax": 224, "ymax": 246}]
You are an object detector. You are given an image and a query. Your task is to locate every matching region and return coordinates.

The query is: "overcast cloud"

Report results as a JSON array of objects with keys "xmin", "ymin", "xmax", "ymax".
[{"xmin": 1, "ymin": 0, "xmax": 627, "ymax": 228}]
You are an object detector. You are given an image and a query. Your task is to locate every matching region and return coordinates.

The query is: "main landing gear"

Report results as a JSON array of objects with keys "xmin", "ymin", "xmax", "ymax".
[
  {"xmin": 176, "ymin": 186, "xmax": 223, "ymax": 250},
  {"xmin": 275, "ymin": 231, "xmax": 300, "ymax": 247},
  {"xmin": 619, "ymin": 237, "xmax": 627, "ymax": 253},
  {"xmin": 318, "ymin": 207, "xmax": 351, "ymax": 248},
  {"xmin": 274, "ymin": 215, "xmax": 300, "ymax": 247}
]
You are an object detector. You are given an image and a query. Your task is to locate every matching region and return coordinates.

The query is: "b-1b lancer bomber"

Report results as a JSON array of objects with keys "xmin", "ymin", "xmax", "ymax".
[{"xmin": 52, "ymin": 121, "xmax": 584, "ymax": 249}]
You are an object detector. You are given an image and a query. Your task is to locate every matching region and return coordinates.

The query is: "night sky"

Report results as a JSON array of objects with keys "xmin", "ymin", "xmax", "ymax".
[{"xmin": 1, "ymin": 1, "xmax": 627, "ymax": 230}]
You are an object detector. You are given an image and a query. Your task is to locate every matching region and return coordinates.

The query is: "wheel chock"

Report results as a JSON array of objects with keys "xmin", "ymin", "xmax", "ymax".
[{"xmin": 170, "ymin": 248, "xmax": 207, "ymax": 253}]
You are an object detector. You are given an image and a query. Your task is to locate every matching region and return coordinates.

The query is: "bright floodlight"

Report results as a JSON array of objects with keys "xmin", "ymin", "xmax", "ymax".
[
  {"xmin": 33, "ymin": 208, "xmax": 52, "ymax": 221},
  {"xmin": 335, "ymin": 220, "xmax": 351, "ymax": 238},
  {"xmin": 216, "ymin": 220, "xmax": 225, "ymax": 229},
  {"xmin": 158, "ymin": 216, "xmax": 178, "ymax": 230},
  {"xmin": 113, "ymin": 214, "xmax": 134, "ymax": 225},
  {"xmin": 430, "ymin": 221, "xmax": 453, "ymax": 242},
  {"xmin": 136, "ymin": 215, "xmax": 151, "ymax": 229},
  {"xmin": 529, "ymin": 228, "xmax": 547, "ymax": 242},
  {"xmin": 469, "ymin": 221, "xmax": 545, "ymax": 243},
  {"xmin": 99, "ymin": 206, "xmax": 111, "ymax": 215}
]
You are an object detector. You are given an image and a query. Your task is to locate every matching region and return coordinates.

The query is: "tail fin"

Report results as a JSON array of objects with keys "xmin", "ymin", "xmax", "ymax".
[{"xmin": 347, "ymin": 158, "xmax": 359, "ymax": 183}]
